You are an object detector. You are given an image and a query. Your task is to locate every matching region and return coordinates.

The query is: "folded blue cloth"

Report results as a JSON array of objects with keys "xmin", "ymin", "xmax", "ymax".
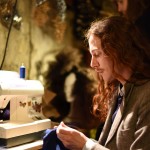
[{"xmin": 42, "ymin": 128, "xmax": 68, "ymax": 150}]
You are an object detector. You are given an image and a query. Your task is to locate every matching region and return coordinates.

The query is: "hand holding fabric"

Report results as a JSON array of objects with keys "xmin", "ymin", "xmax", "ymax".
[{"xmin": 56, "ymin": 122, "xmax": 88, "ymax": 150}]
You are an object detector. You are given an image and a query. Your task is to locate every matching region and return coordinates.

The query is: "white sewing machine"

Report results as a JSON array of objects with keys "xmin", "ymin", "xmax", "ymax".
[{"xmin": 0, "ymin": 71, "xmax": 51, "ymax": 148}]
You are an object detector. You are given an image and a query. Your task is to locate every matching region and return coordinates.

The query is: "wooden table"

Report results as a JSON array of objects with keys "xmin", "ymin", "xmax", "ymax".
[{"xmin": 0, "ymin": 140, "xmax": 43, "ymax": 150}]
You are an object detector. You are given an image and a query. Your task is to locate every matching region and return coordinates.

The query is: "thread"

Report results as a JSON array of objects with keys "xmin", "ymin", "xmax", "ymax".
[{"xmin": 20, "ymin": 63, "xmax": 26, "ymax": 79}]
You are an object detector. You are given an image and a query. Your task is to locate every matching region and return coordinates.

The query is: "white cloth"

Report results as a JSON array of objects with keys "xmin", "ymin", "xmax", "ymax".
[{"xmin": 82, "ymin": 139, "xmax": 96, "ymax": 150}]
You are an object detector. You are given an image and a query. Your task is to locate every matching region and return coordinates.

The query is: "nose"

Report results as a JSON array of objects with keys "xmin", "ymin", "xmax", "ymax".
[
  {"xmin": 90, "ymin": 56, "xmax": 98, "ymax": 69},
  {"xmin": 117, "ymin": 2, "xmax": 123, "ymax": 13}
]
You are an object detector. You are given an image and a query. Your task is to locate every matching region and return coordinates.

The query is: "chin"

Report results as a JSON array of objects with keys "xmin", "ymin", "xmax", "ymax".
[{"xmin": 104, "ymin": 78, "xmax": 117, "ymax": 86}]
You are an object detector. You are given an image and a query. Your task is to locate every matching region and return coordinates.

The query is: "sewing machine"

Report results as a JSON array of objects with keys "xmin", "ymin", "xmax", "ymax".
[{"xmin": 0, "ymin": 71, "xmax": 51, "ymax": 148}]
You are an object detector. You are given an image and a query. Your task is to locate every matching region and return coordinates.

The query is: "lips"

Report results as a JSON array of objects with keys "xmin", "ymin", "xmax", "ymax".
[{"xmin": 95, "ymin": 68, "xmax": 104, "ymax": 73}]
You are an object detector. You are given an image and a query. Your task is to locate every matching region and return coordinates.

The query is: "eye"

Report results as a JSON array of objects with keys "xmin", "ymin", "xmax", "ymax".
[{"xmin": 93, "ymin": 51, "xmax": 102, "ymax": 57}]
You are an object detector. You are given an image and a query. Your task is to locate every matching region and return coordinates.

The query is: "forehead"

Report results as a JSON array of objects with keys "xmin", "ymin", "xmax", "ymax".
[{"xmin": 89, "ymin": 34, "xmax": 102, "ymax": 51}]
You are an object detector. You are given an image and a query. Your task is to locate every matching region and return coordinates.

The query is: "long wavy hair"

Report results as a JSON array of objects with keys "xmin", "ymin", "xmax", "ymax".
[
  {"xmin": 113, "ymin": 0, "xmax": 150, "ymax": 21},
  {"xmin": 85, "ymin": 16, "xmax": 150, "ymax": 122}
]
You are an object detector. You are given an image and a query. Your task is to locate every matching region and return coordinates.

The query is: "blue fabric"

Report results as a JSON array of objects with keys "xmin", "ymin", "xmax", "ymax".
[{"xmin": 42, "ymin": 128, "xmax": 68, "ymax": 150}]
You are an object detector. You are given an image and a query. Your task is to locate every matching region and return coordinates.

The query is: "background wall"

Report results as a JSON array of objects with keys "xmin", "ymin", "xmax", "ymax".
[
  {"xmin": 0, "ymin": 0, "xmax": 31, "ymax": 75},
  {"xmin": 0, "ymin": 0, "xmax": 115, "ymax": 82}
]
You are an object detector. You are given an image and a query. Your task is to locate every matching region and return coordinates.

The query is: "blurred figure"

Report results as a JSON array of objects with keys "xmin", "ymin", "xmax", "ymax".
[{"xmin": 113, "ymin": 0, "xmax": 150, "ymax": 41}]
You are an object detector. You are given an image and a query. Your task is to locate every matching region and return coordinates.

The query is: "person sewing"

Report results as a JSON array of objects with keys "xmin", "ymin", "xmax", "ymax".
[{"xmin": 56, "ymin": 16, "xmax": 150, "ymax": 150}]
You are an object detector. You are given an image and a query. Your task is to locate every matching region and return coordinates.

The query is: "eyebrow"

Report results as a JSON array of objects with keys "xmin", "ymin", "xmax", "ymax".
[{"xmin": 91, "ymin": 49, "xmax": 101, "ymax": 52}]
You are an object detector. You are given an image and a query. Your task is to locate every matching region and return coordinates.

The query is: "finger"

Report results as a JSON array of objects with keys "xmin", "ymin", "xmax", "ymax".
[
  {"xmin": 58, "ymin": 126, "xmax": 74, "ymax": 135},
  {"xmin": 53, "ymin": 126, "xmax": 57, "ymax": 128},
  {"xmin": 60, "ymin": 121, "xmax": 67, "ymax": 127}
]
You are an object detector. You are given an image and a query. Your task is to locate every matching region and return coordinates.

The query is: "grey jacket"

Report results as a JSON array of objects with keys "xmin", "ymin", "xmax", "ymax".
[{"xmin": 92, "ymin": 80, "xmax": 150, "ymax": 150}]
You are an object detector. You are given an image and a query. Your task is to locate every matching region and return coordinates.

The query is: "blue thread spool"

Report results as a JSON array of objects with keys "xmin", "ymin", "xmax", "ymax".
[{"xmin": 20, "ymin": 63, "xmax": 26, "ymax": 79}]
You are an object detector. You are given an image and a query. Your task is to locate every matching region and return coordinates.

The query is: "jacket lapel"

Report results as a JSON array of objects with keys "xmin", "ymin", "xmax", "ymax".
[
  {"xmin": 99, "ymin": 92, "xmax": 118, "ymax": 145},
  {"xmin": 105, "ymin": 82, "xmax": 134, "ymax": 145},
  {"xmin": 105, "ymin": 97, "xmax": 125, "ymax": 144}
]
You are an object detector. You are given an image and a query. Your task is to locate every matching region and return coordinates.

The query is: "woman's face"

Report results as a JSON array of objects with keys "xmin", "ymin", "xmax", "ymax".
[
  {"xmin": 89, "ymin": 34, "xmax": 115, "ymax": 84},
  {"xmin": 117, "ymin": 0, "xmax": 128, "ymax": 16}
]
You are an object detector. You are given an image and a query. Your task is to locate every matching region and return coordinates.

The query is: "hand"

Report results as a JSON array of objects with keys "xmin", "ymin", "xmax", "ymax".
[{"xmin": 56, "ymin": 122, "xmax": 88, "ymax": 150}]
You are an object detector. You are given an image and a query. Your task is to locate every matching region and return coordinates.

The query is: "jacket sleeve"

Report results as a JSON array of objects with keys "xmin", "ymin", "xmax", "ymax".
[{"xmin": 130, "ymin": 94, "xmax": 150, "ymax": 150}]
